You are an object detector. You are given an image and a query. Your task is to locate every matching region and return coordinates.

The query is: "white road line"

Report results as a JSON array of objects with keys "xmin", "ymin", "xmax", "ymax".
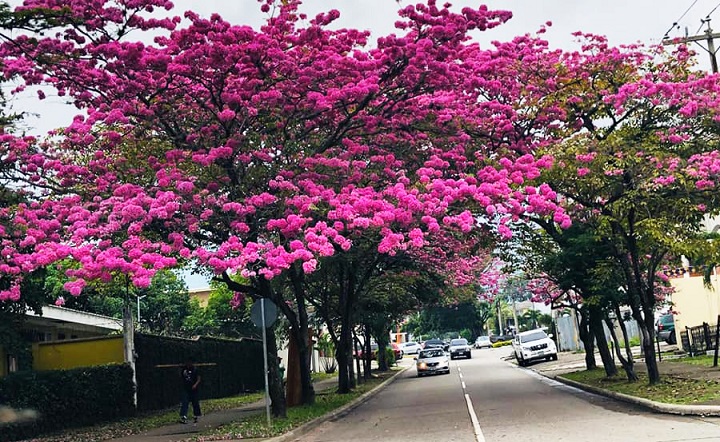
[
  {"xmin": 459, "ymin": 372, "xmax": 463, "ymax": 379},
  {"xmin": 462, "ymin": 381, "xmax": 466, "ymax": 389},
  {"xmin": 464, "ymin": 393, "xmax": 486, "ymax": 442}
]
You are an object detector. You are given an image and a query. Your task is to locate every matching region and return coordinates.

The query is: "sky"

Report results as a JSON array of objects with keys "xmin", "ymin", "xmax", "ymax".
[{"xmin": 6, "ymin": 0, "xmax": 720, "ymax": 289}]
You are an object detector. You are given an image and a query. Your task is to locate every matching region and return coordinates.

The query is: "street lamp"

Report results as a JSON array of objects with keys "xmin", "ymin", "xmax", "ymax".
[{"xmin": 136, "ymin": 295, "xmax": 147, "ymax": 326}]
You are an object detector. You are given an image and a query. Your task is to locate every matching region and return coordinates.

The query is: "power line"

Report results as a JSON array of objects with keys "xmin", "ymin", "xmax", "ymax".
[
  {"xmin": 664, "ymin": 0, "xmax": 701, "ymax": 39},
  {"xmin": 696, "ymin": 1, "xmax": 720, "ymax": 34}
]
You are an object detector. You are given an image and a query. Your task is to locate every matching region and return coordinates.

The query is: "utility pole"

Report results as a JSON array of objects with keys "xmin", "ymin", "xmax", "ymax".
[{"xmin": 663, "ymin": 18, "xmax": 720, "ymax": 73}]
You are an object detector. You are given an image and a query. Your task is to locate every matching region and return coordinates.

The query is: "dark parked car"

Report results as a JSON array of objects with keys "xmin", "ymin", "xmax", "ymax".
[
  {"xmin": 489, "ymin": 334, "xmax": 514, "ymax": 343},
  {"xmin": 422, "ymin": 338, "xmax": 449, "ymax": 351},
  {"xmin": 657, "ymin": 313, "xmax": 676, "ymax": 344}
]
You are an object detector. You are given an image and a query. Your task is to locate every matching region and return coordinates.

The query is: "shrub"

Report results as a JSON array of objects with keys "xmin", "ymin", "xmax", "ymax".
[
  {"xmin": 492, "ymin": 340, "xmax": 513, "ymax": 348},
  {"xmin": 0, "ymin": 364, "xmax": 135, "ymax": 442},
  {"xmin": 385, "ymin": 347, "xmax": 396, "ymax": 367}
]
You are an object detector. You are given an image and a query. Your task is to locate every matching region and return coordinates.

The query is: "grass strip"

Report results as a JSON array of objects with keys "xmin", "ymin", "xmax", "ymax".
[
  {"xmin": 562, "ymin": 368, "xmax": 720, "ymax": 405},
  {"xmin": 196, "ymin": 374, "xmax": 393, "ymax": 441},
  {"xmin": 310, "ymin": 371, "xmax": 338, "ymax": 382},
  {"xmin": 677, "ymin": 355, "xmax": 717, "ymax": 367},
  {"xmin": 20, "ymin": 393, "xmax": 264, "ymax": 442}
]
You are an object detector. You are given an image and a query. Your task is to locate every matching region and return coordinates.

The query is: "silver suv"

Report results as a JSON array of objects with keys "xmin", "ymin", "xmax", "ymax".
[
  {"xmin": 513, "ymin": 329, "xmax": 557, "ymax": 367},
  {"xmin": 448, "ymin": 338, "xmax": 472, "ymax": 360}
]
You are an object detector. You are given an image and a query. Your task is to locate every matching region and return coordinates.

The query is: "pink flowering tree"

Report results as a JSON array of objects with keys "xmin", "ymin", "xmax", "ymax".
[
  {"xmin": 525, "ymin": 35, "xmax": 720, "ymax": 384},
  {"xmin": 0, "ymin": 0, "xmax": 579, "ymax": 403}
]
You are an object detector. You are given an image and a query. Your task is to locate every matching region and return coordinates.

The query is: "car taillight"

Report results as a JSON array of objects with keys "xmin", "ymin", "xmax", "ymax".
[{"xmin": 658, "ymin": 324, "xmax": 664, "ymax": 330}]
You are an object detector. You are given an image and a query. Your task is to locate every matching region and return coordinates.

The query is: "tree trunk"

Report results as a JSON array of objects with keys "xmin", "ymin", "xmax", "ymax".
[
  {"xmin": 293, "ymin": 320, "xmax": 315, "ymax": 405},
  {"xmin": 577, "ymin": 309, "xmax": 596, "ymax": 370},
  {"xmin": 604, "ymin": 314, "xmax": 638, "ymax": 381},
  {"xmin": 363, "ymin": 326, "xmax": 372, "ymax": 380},
  {"xmin": 589, "ymin": 306, "xmax": 617, "ymax": 377},
  {"xmin": 640, "ymin": 309, "xmax": 661, "ymax": 384},
  {"xmin": 266, "ymin": 327, "xmax": 287, "ymax": 418},
  {"xmin": 287, "ymin": 267, "xmax": 315, "ymax": 405},
  {"xmin": 377, "ymin": 339, "xmax": 389, "ymax": 372},
  {"xmin": 336, "ymin": 315, "xmax": 353, "ymax": 393}
]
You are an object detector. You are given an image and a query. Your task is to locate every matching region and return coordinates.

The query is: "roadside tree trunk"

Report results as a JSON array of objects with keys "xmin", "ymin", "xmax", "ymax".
[
  {"xmin": 589, "ymin": 306, "xmax": 617, "ymax": 377},
  {"xmin": 577, "ymin": 308, "xmax": 596, "ymax": 370},
  {"xmin": 640, "ymin": 308, "xmax": 660, "ymax": 384},
  {"xmin": 363, "ymin": 326, "xmax": 373, "ymax": 380},
  {"xmin": 605, "ymin": 311, "xmax": 638, "ymax": 381},
  {"xmin": 266, "ymin": 327, "xmax": 287, "ymax": 418}
]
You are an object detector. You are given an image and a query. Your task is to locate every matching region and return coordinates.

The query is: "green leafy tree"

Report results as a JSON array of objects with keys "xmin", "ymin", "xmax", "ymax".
[{"xmin": 183, "ymin": 283, "xmax": 258, "ymax": 339}]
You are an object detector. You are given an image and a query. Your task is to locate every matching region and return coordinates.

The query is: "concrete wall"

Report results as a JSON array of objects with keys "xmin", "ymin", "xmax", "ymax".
[
  {"xmin": 670, "ymin": 274, "xmax": 720, "ymax": 338},
  {"xmin": 556, "ymin": 314, "xmax": 582, "ymax": 352},
  {"xmin": 32, "ymin": 335, "xmax": 124, "ymax": 371}
]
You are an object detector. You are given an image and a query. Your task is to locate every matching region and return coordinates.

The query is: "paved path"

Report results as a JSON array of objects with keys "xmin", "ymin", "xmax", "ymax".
[{"xmin": 107, "ymin": 378, "xmax": 340, "ymax": 442}]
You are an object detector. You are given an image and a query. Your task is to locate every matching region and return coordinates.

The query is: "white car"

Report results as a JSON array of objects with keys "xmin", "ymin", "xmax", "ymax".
[
  {"xmin": 401, "ymin": 341, "xmax": 423, "ymax": 355},
  {"xmin": 448, "ymin": 338, "xmax": 472, "ymax": 360},
  {"xmin": 474, "ymin": 336, "xmax": 492, "ymax": 349},
  {"xmin": 415, "ymin": 348, "xmax": 450, "ymax": 376},
  {"xmin": 513, "ymin": 329, "xmax": 557, "ymax": 367}
]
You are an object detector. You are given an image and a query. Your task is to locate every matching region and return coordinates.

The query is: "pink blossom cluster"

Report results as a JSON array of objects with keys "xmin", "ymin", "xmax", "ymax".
[{"xmin": 2, "ymin": 0, "xmax": 718, "ymax": 302}]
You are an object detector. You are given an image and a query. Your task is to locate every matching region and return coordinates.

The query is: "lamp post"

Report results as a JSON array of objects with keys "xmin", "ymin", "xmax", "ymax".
[{"xmin": 136, "ymin": 295, "xmax": 147, "ymax": 326}]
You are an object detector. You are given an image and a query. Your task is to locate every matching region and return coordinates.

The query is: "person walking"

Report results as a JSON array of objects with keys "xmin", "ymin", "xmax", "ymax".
[{"xmin": 180, "ymin": 358, "xmax": 202, "ymax": 424}]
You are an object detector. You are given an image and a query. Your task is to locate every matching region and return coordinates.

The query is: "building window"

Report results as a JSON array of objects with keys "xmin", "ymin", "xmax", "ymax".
[{"xmin": 57, "ymin": 333, "xmax": 66, "ymax": 340}]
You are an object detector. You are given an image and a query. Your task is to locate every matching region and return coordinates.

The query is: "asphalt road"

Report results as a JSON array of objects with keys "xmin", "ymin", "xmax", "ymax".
[{"xmin": 297, "ymin": 348, "xmax": 720, "ymax": 442}]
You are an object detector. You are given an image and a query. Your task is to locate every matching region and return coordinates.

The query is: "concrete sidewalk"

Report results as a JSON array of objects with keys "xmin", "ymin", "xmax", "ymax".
[{"xmin": 107, "ymin": 377, "xmax": 341, "ymax": 442}]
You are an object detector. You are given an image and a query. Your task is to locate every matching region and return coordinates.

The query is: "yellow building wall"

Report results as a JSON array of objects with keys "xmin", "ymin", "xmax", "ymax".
[
  {"xmin": 670, "ymin": 274, "xmax": 720, "ymax": 339},
  {"xmin": 32, "ymin": 336, "xmax": 124, "ymax": 371}
]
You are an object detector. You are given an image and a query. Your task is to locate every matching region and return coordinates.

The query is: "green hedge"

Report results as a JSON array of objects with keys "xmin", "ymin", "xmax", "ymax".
[
  {"xmin": 134, "ymin": 334, "xmax": 264, "ymax": 411},
  {"xmin": 492, "ymin": 340, "xmax": 513, "ymax": 348},
  {"xmin": 0, "ymin": 364, "xmax": 134, "ymax": 442}
]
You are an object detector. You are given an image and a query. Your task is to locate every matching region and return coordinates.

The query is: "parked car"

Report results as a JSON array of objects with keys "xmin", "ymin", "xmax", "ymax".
[
  {"xmin": 489, "ymin": 334, "xmax": 514, "ymax": 343},
  {"xmin": 355, "ymin": 342, "xmax": 378, "ymax": 359},
  {"xmin": 657, "ymin": 313, "xmax": 676, "ymax": 345},
  {"xmin": 415, "ymin": 348, "xmax": 450, "ymax": 377},
  {"xmin": 449, "ymin": 338, "xmax": 472, "ymax": 360},
  {"xmin": 474, "ymin": 336, "xmax": 492, "ymax": 349},
  {"xmin": 513, "ymin": 328, "xmax": 557, "ymax": 367},
  {"xmin": 390, "ymin": 342, "xmax": 404, "ymax": 360},
  {"xmin": 356, "ymin": 342, "xmax": 402, "ymax": 361},
  {"xmin": 401, "ymin": 341, "xmax": 423, "ymax": 355}
]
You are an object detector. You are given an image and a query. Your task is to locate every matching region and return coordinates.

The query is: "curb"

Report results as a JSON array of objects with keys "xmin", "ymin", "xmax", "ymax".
[
  {"xmin": 551, "ymin": 373, "xmax": 720, "ymax": 417},
  {"xmin": 264, "ymin": 364, "xmax": 411, "ymax": 442}
]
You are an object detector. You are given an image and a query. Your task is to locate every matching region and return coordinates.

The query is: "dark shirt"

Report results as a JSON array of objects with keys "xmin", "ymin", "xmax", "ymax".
[{"xmin": 181, "ymin": 365, "xmax": 199, "ymax": 392}]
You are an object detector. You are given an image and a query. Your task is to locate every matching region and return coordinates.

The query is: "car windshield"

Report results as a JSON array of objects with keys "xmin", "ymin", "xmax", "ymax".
[
  {"xmin": 659, "ymin": 315, "xmax": 674, "ymax": 325},
  {"xmin": 419, "ymin": 349, "xmax": 444, "ymax": 358},
  {"xmin": 477, "ymin": 336, "xmax": 490, "ymax": 342},
  {"xmin": 520, "ymin": 331, "xmax": 547, "ymax": 343},
  {"xmin": 406, "ymin": 342, "xmax": 416, "ymax": 346},
  {"xmin": 450, "ymin": 339, "xmax": 468, "ymax": 346}
]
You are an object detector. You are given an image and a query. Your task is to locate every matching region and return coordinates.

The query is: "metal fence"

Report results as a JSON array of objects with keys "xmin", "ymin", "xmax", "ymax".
[{"xmin": 680, "ymin": 320, "xmax": 720, "ymax": 356}]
